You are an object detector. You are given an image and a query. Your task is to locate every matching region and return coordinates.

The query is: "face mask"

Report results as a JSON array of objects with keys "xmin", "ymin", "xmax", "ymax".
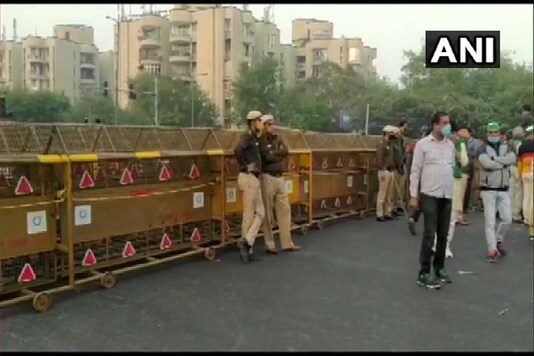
[
  {"xmin": 488, "ymin": 136, "xmax": 500, "ymax": 144},
  {"xmin": 441, "ymin": 124, "xmax": 452, "ymax": 138}
]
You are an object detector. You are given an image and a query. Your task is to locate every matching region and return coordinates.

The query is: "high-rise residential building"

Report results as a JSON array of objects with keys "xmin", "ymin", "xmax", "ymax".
[
  {"xmin": 1, "ymin": 24, "xmax": 100, "ymax": 102},
  {"xmin": 0, "ymin": 40, "xmax": 24, "ymax": 91},
  {"xmin": 291, "ymin": 19, "xmax": 377, "ymax": 81},
  {"xmin": 113, "ymin": 6, "xmax": 378, "ymax": 125}
]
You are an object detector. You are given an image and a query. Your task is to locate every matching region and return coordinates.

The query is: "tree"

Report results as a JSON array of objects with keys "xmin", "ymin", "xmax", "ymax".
[
  {"xmin": 232, "ymin": 58, "xmax": 282, "ymax": 122},
  {"xmin": 5, "ymin": 90, "xmax": 71, "ymax": 122},
  {"xmin": 66, "ymin": 95, "xmax": 116, "ymax": 124},
  {"xmin": 129, "ymin": 73, "xmax": 219, "ymax": 127}
]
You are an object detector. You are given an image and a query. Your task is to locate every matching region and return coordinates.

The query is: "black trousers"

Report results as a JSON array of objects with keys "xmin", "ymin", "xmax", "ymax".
[
  {"xmin": 463, "ymin": 175, "xmax": 473, "ymax": 212},
  {"xmin": 419, "ymin": 194, "xmax": 452, "ymax": 276},
  {"xmin": 410, "ymin": 208, "xmax": 422, "ymax": 222}
]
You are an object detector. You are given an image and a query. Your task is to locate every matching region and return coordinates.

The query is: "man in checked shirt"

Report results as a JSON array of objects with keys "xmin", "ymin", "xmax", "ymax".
[{"xmin": 409, "ymin": 112, "xmax": 456, "ymax": 290}]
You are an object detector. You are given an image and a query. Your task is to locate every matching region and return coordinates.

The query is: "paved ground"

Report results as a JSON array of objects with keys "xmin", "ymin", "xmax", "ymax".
[{"xmin": 0, "ymin": 213, "xmax": 532, "ymax": 351}]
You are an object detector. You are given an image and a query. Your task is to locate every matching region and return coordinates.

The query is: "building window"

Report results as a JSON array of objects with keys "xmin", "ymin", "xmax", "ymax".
[
  {"xmin": 349, "ymin": 47, "xmax": 358, "ymax": 63},
  {"xmin": 268, "ymin": 34, "xmax": 276, "ymax": 48},
  {"xmin": 224, "ymin": 19, "xmax": 231, "ymax": 30},
  {"xmin": 339, "ymin": 47, "xmax": 343, "ymax": 65},
  {"xmin": 312, "ymin": 66, "xmax": 320, "ymax": 78},
  {"xmin": 224, "ymin": 39, "xmax": 231, "ymax": 61}
]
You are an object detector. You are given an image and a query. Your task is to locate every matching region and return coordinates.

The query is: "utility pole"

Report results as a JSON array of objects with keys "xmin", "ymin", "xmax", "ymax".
[
  {"xmin": 365, "ymin": 103, "xmax": 370, "ymax": 135},
  {"xmin": 154, "ymin": 75, "xmax": 159, "ymax": 126},
  {"xmin": 189, "ymin": 25, "xmax": 195, "ymax": 127},
  {"xmin": 106, "ymin": 14, "xmax": 120, "ymax": 125}
]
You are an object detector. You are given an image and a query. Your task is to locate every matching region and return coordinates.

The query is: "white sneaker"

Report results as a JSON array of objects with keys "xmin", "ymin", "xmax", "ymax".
[{"xmin": 446, "ymin": 248, "xmax": 453, "ymax": 259}]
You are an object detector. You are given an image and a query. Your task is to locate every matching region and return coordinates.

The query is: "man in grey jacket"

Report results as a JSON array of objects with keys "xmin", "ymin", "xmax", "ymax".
[{"xmin": 477, "ymin": 122, "xmax": 516, "ymax": 262}]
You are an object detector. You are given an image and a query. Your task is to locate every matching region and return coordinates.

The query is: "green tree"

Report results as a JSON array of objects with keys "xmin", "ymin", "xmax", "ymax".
[
  {"xmin": 66, "ymin": 95, "xmax": 116, "ymax": 124},
  {"xmin": 5, "ymin": 90, "xmax": 71, "ymax": 122},
  {"xmin": 130, "ymin": 73, "xmax": 219, "ymax": 127},
  {"xmin": 232, "ymin": 58, "xmax": 282, "ymax": 122}
]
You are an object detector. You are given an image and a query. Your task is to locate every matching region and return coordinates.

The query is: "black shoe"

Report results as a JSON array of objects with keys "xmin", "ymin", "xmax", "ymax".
[
  {"xmin": 385, "ymin": 215, "xmax": 394, "ymax": 220},
  {"xmin": 496, "ymin": 242, "xmax": 507, "ymax": 257},
  {"xmin": 237, "ymin": 240, "xmax": 251, "ymax": 264},
  {"xmin": 376, "ymin": 217, "xmax": 387, "ymax": 222},
  {"xmin": 417, "ymin": 273, "xmax": 442, "ymax": 290},
  {"xmin": 408, "ymin": 218, "xmax": 416, "ymax": 235},
  {"xmin": 435, "ymin": 268, "xmax": 452, "ymax": 284}
]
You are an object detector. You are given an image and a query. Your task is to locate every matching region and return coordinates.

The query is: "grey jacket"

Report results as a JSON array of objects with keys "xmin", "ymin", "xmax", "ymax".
[{"xmin": 477, "ymin": 141, "xmax": 516, "ymax": 190}]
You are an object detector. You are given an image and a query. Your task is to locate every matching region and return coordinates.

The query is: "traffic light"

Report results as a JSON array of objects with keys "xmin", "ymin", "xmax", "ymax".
[
  {"xmin": 128, "ymin": 84, "xmax": 137, "ymax": 100},
  {"xmin": 102, "ymin": 81, "xmax": 108, "ymax": 97}
]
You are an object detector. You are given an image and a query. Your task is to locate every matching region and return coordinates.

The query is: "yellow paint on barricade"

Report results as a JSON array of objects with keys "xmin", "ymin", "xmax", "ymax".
[{"xmin": 135, "ymin": 151, "xmax": 161, "ymax": 159}]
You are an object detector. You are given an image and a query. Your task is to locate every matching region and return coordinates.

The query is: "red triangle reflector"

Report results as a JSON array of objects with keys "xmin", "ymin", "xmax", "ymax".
[
  {"xmin": 349, "ymin": 158, "xmax": 355, "ymax": 168},
  {"xmin": 82, "ymin": 248, "xmax": 97, "ymax": 267},
  {"xmin": 321, "ymin": 158, "xmax": 328, "ymax": 169},
  {"xmin": 79, "ymin": 170, "xmax": 95, "ymax": 189},
  {"xmin": 336, "ymin": 158, "xmax": 343, "ymax": 168},
  {"xmin": 224, "ymin": 161, "xmax": 231, "ymax": 175},
  {"xmin": 224, "ymin": 220, "xmax": 230, "ymax": 233},
  {"xmin": 15, "ymin": 176, "xmax": 33, "ymax": 195},
  {"xmin": 0, "ymin": 174, "xmax": 10, "ymax": 187},
  {"xmin": 189, "ymin": 164, "xmax": 201, "ymax": 180},
  {"xmin": 122, "ymin": 241, "xmax": 136, "ymax": 258},
  {"xmin": 160, "ymin": 233, "xmax": 173, "ymax": 250},
  {"xmin": 288, "ymin": 159, "xmax": 296, "ymax": 171},
  {"xmin": 159, "ymin": 165, "xmax": 172, "ymax": 182},
  {"xmin": 320, "ymin": 199, "xmax": 327, "ymax": 209},
  {"xmin": 18, "ymin": 263, "xmax": 37, "ymax": 283},
  {"xmin": 120, "ymin": 168, "xmax": 134, "ymax": 185},
  {"xmin": 190, "ymin": 228, "xmax": 202, "ymax": 242},
  {"xmin": 347, "ymin": 196, "xmax": 353, "ymax": 205},
  {"xmin": 335, "ymin": 197, "xmax": 341, "ymax": 208}
]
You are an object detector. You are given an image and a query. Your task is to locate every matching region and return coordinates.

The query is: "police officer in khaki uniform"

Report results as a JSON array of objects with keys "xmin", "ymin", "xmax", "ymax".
[
  {"xmin": 376, "ymin": 125, "xmax": 401, "ymax": 221},
  {"xmin": 258, "ymin": 115, "xmax": 301, "ymax": 254},
  {"xmin": 233, "ymin": 110, "xmax": 265, "ymax": 264}
]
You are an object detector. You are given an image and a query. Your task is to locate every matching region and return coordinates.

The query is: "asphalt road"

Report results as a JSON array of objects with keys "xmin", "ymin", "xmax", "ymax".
[{"xmin": 1, "ymin": 213, "xmax": 532, "ymax": 351}]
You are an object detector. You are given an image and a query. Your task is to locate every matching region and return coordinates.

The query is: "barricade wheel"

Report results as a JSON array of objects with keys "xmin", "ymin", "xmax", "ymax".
[
  {"xmin": 300, "ymin": 226, "xmax": 309, "ymax": 235},
  {"xmin": 32, "ymin": 292, "xmax": 52, "ymax": 313},
  {"xmin": 316, "ymin": 221, "xmax": 324, "ymax": 230},
  {"xmin": 100, "ymin": 272, "xmax": 117, "ymax": 289},
  {"xmin": 204, "ymin": 247, "xmax": 216, "ymax": 261}
]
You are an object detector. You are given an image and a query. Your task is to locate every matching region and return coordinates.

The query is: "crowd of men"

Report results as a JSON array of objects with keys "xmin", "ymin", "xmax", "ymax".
[
  {"xmin": 375, "ymin": 109, "xmax": 534, "ymax": 289},
  {"xmin": 233, "ymin": 111, "xmax": 301, "ymax": 264}
]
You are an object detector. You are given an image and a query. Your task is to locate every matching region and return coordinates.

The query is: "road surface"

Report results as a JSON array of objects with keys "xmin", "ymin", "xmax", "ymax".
[{"xmin": 1, "ymin": 213, "xmax": 532, "ymax": 351}]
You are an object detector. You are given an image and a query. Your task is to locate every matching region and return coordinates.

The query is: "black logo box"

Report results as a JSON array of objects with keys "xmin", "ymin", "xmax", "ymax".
[{"xmin": 425, "ymin": 31, "xmax": 500, "ymax": 68}]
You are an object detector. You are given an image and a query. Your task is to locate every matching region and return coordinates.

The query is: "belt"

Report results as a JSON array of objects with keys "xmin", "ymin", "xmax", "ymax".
[
  {"xmin": 265, "ymin": 172, "xmax": 283, "ymax": 178},
  {"xmin": 240, "ymin": 170, "xmax": 260, "ymax": 178}
]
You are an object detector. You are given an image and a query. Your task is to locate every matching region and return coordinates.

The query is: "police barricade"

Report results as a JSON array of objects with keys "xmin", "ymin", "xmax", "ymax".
[
  {"xmin": 303, "ymin": 132, "xmax": 373, "ymax": 228},
  {"xmin": 210, "ymin": 128, "xmax": 313, "ymax": 240},
  {"xmin": 0, "ymin": 123, "xmax": 66, "ymax": 312},
  {"xmin": 57, "ymin": 126, "xmax": 224, "ymax": 301}
]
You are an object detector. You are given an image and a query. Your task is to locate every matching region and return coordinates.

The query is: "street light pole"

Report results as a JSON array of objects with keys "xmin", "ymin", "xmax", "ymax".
[
  {"xmin": 106, "ymin": 15, "xmax": 119, "ymax": 125},
  {"xmin": 189, "ymin": 26, "xmax": 194, "ymax": 127},
  {"xmin": 154, "ymin": 75, "xmax": 159, "ymax": 126}
]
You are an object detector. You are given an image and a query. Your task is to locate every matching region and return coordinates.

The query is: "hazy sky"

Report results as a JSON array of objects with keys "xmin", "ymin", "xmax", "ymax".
[{"xmin": 1, "ymin": 4, "xmax": 532, "ymax": 82}]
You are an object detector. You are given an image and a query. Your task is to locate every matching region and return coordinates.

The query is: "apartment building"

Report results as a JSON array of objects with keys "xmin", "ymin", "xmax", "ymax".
[
  {"xmin": 0, "ymin": 40, "xmax": 23, "ymax": 91},
  {"xmin": 0, "ymin": 24, "xmax": 99, "ymax": 102},
  {"xmin": 291, "ymin": 19, "xmax": 377, "ymax": 81},
  {"xmin": 116, "ymin": 4, "xmax": 283, "ymax": 125}
]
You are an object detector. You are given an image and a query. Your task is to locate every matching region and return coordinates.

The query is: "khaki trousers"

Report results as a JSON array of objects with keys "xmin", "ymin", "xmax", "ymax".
[
  {"xmin": 394, "ymin": 171, "xmax": 406, "ymax": 209},
  {"xmin": 237, "ymin": 172, "xmax": 265, "ymax": 246},
  {"xmin": 509, "ymin": 166, "xmax": 523, "ymax": 220},
  {"xmin": 376, "ymin": 170, "xmax": 395, "ymax": 217},
  {"xmin": 260, "ymin": 173, "xmax": 294, "ymax": 250},
  {"xmin": 522, "ymin": 175, "xmax": 533, "ymax": 227}
]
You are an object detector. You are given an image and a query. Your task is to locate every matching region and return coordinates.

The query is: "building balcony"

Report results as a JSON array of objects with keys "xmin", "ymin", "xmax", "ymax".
[
  {"xmin": 80, "ymin": 77, "xmax": 97, "ymax": 84},
  {"xmin": 138, "ymin": 36, "xmax": 161, "ymax": 48},
  {"xmin": 169, "ymin": 52, "xmax": 193, "ymax": 63},
  {"xmin": 27, "ymin": 54, "xmax": 48, "ymax": 62},
  {"xmin": 313, "ymin": 57, "xmax": 327, "ymax": 65},
  {"xmin": 28, "ymin": 71, "xmax": 49, "ymax": 79},
  {"xmin": 80, "ymin": 61, "xmax": 96, "ymax": 68},
  {"xmin": 170, "ymin": 32, "xmax": 191, "ymax": 43},
  {"xmin": 140, "ymin": 55, "xmax": 162, "ymax": 65}
]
